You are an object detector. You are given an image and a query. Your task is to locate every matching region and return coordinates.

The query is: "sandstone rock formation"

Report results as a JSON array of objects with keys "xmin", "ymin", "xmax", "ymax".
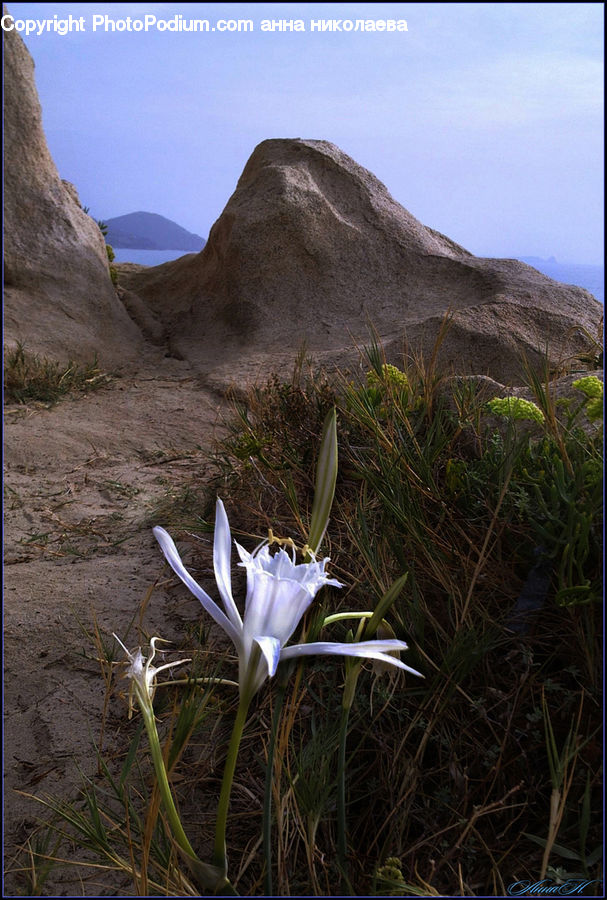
[
  {"xmin": 3, "ymin": 25, "xmax": 145, "ymax": 367},
  {"xmin": 119, "ymin": 139, "xmax": 602, "ymax": 385}
]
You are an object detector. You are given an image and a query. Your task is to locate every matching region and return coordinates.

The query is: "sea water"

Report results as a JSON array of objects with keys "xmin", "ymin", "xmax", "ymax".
[
  {"xmin": 113, "ymin": 248, "xmax": 195, "ymax": 266},
  {"xmin": 112, "ymin": 248, "xmax": 604, "ymax": 304},
  {"xmin": 517, "ymin": 258, "xmax": 604, "ymax": 304}
]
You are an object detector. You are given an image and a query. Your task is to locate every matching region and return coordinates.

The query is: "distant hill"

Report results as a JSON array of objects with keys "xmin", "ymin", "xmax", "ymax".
[{"xmin": 105, "ymin": 212, "xmax": 206, "ymax": 251}]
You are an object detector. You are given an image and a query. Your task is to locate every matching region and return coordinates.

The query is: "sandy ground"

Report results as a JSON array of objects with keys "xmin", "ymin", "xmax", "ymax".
[{"xmin": 3, "ymin": 357, "xmax": 232, "ymax": 896}]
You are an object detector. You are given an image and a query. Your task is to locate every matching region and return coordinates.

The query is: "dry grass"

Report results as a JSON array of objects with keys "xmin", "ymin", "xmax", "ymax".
[{"xmin": 4, "ymin": 343, "xmax": 111, "ymax": 406}]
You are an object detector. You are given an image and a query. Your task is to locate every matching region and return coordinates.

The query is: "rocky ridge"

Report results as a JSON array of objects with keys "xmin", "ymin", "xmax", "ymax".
[
  {"xmin": 117, "ymin": 138, "xmax": 602, "ymax": 387},
  {"xmin": 3, "ymin": 26, "xmax": 147, "ymax": 368}
]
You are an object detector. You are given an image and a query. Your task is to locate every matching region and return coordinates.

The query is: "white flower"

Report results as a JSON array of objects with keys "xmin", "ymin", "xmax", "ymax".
[
  {"xmin": 113, "ymin": 634, "xmax": 190, "ymax": 709},
  {"xmin": 153, "ymin": 499, "xmax": 422, "ymax": 698}
]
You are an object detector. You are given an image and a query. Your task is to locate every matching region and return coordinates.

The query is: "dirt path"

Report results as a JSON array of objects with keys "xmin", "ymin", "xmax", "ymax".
[{"xmin": 3, "ymin": 358, "xmax": 231, "ymax": 895}]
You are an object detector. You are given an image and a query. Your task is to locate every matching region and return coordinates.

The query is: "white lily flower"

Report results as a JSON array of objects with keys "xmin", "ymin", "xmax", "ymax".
[
  {"xmin": 153, "ymin": 499, "xmax": 422, "ymax": 698},
  {"xmin": 113, "ymin": 633, "xmax": 190, "ymax": 709}
]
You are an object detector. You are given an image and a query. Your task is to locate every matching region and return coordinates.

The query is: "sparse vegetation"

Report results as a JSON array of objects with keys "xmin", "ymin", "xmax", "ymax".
[
  {"xmin": 106, "ymin": 243, "xmax": 118, "ymax": 283},
  {"xmin": 82, "ymin": 208, "xmax": 117, "ymax": 282},
  {"xmin": 9, "ymin": 342, "xmax": 602, "ymax": 896},
  {"xmin": 4, "ymin": 343, "xmax": 112, "ymax": 405}
]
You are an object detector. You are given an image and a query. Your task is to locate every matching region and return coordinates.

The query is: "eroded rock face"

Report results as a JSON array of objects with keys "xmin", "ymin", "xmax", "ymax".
[
  {"xmin": 120, "ymin": 139, "xmax": 602, "ymax": 385},
  {"xmin": 3, "ymin": 26, "xmax": 145, "ymax": 366}
]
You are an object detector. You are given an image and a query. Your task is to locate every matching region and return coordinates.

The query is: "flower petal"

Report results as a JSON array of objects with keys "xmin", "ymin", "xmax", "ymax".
[
  {"xmin": 237, "ymin": 541, "xmax": 342, "ymax": 594},
  {"xmin": 153, "ymin": 526, "xmax": 242, "ymax": 650},
  {"xmin": 279, "ymin": 640, "xmax": 424, "ymax": 678},
  {"xmin": 113, "ymin": 632, "xmax": 136, "ymax": 665},
  {"xmin": 243, "ymin": 570, "xmax": 313, "ymax": 648},
  {"xmin": 213, "ymin": 499, "xmax": 243, "ymax": 630},
  {"xmin": 253, "ymin": 635, "xmax": 282, "ymax": 679}
]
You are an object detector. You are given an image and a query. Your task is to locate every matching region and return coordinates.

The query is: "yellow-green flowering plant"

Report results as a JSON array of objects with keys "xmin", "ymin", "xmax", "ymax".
[
  {"xmin": 364, "ymin": 363, "xmax": 410, "ymax": 416},
  {"xmin": 366, "ymin": 363, "xmax": 410, "ymax": 392},
  {"xmin": 572, "ymin": 375, "xmax": 603, "ymax": 421},
  {"xmin": 486, "ymin": 396, "xmax": 545, "ymax": 424}
]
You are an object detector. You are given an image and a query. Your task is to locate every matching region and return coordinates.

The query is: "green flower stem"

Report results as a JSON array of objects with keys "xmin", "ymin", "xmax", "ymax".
[
  {"xmin": 158, "ymin": 676, "xmax": 240, "ymax": 690},
  {"xmin": 140, "ymin": 704, "xmax": 199, "ymax": 862},
  {"xmin": 323, "ymin": 611, "xmax": 373, "ymax": 627},
  {"xmin": 140, "ymin": 695, "xmax": 234, "ymax": 894},
  {"xmin": 263, "ymin": 676, "xmax": 288, "ymax": 896},
  {"xmin": 213, "ymin": 691, "xmax": 253, "ymax": 875},
  {"xmin": 337, "ymin": 661, "xmax": 362, "ymax": 875},
  {"xmin": 336, "ymin": 701, "xmax": 350, "ymax": 866}
]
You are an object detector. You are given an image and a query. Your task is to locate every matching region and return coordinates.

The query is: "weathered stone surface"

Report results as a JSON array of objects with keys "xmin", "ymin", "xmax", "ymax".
[
  {"xmin": 119, "ymin": 139, "xmax": 602, "ymax": 385},
  {"xmin": 3, "ymin": 26, "xmax": 145, "ymax": 367},
  {"xmin": 115, "ymin": 285, "xmax": 166, "ymax": 345}
]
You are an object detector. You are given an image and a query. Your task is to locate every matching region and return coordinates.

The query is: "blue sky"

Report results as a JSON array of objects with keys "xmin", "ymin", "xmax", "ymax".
[{"xmin": 6, "ymin": 2, "xmax": 604, "ymax": 263}]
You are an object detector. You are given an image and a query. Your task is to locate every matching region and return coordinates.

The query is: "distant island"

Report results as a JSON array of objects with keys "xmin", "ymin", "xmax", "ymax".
[
  {"xmin": 518, "ymin": 255, "xmax": 558, "ymax": 265},
  {"xmin": 105, "ymin": 212, "xmax": 206, "ymax": 251},
  {"xmin": 516, "ymin": 256, "xmax": 604, "ymax": 303}
]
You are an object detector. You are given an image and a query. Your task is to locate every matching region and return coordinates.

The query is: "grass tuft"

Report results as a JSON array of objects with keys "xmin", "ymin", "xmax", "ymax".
[{"xmin": 4, "ymin": 343, "xmax": 111, "ymax": 405}]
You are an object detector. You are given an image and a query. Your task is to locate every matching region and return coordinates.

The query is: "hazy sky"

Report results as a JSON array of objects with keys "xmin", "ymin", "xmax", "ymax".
[{"xmin": 6, "ymin": 2, "xmax": 604, "ymax": 263}]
